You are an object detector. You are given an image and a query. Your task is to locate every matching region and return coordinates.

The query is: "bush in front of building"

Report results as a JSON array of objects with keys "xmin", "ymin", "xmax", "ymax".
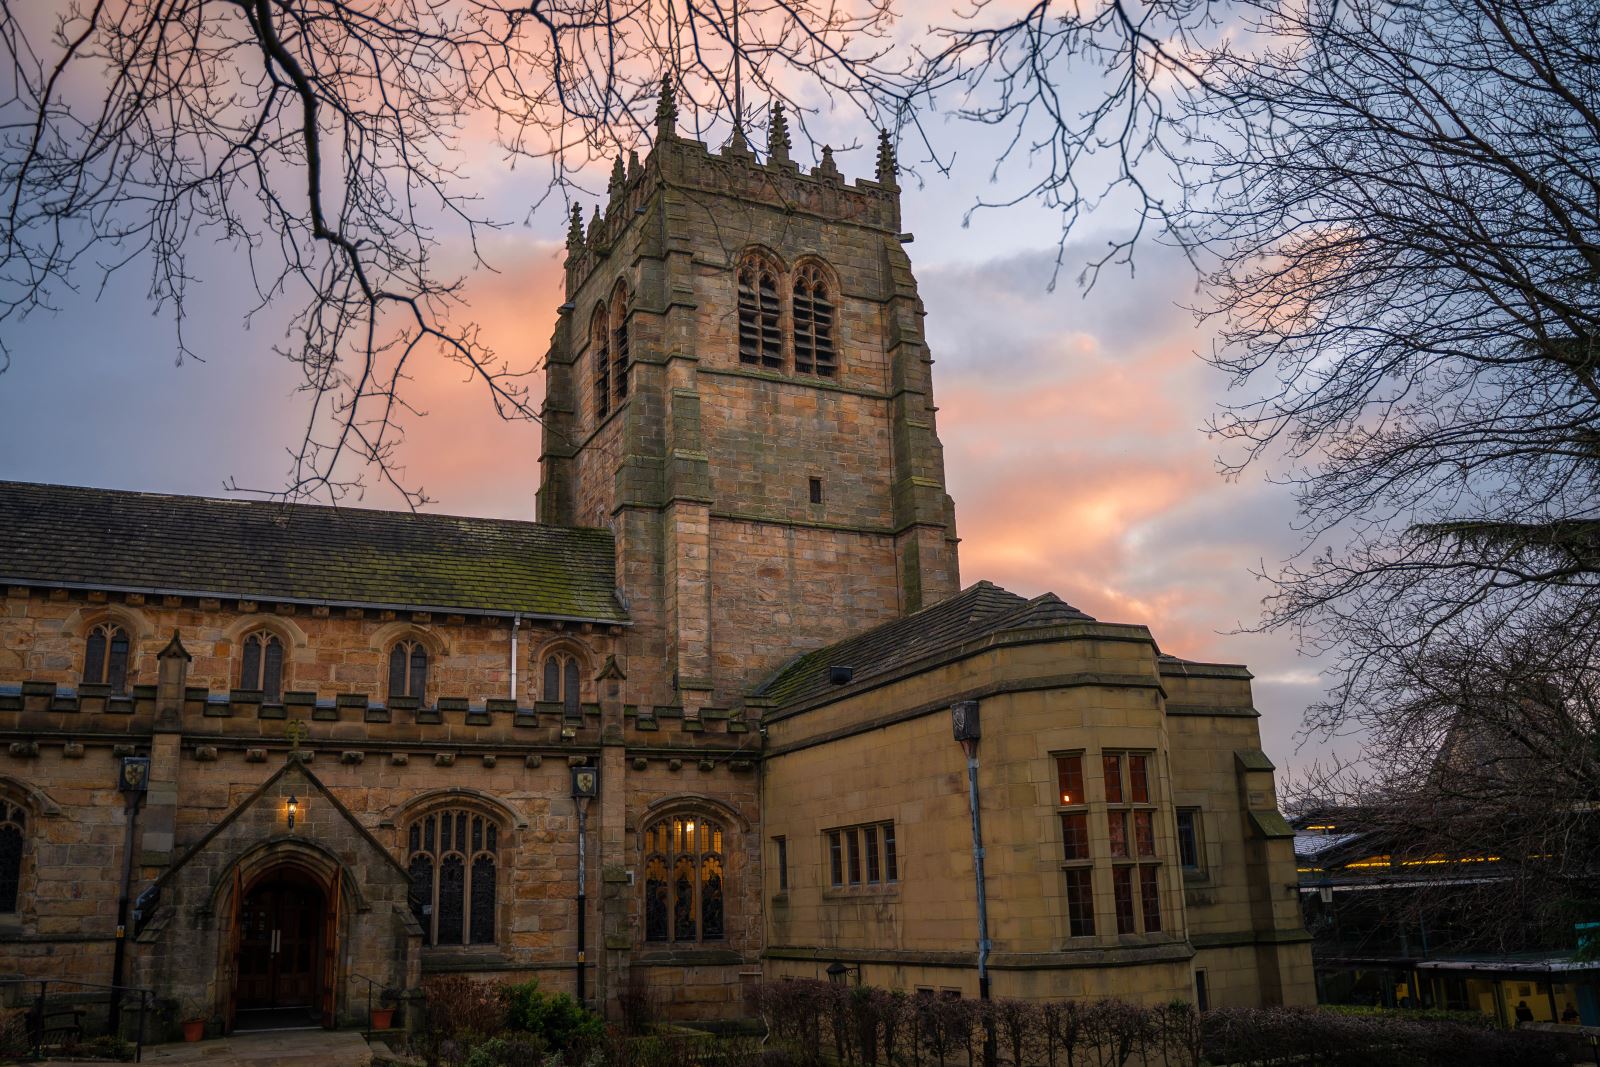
[
  {"xmin": 502, "ymin": 979, "xmax": 604, "ymax": 1050},
  {"xmin": 750, "ymin": 980, "xmax": 1575, "ymax": 1067}
]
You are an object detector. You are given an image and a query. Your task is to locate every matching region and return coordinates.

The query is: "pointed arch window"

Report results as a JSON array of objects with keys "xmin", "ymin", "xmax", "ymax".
[
  {"xmin": 0, "ymin": 800, "xmax": 24, "ymax": 914},
  {"xmin": 792, "ymin": 264, "xmax": 836, "ymax": 377},
  {"xmin": 83, "ymin": 624, "xmax": 131, "ymax": 693},
  {"xmin": 737, "ymin": 255, "xmax": 782, "ymax": 368},
  {"xmin": 541, "ymin": 652, "xmax": 583, "ymax": 716},
  {"xmin": 407, "ymin": 808, "xmax": 501, "ymax": 946},
  {"xmin": 611, "ymin": 284, "xmax": 631, "ymax": 404},
  {"xmin": 240, "ymin": 631, "xmax": 285, "ymax": 703},
  {"xmin": 592, "ymin": 304, "xmax": 612, "ymax": 421},
  {"xmin": 642, "ymin": 814, "xmax": 725, "ymax": 944},
  {"xmin": 388, "ymin": 640, "xmax": 428, "ymax": 702}
]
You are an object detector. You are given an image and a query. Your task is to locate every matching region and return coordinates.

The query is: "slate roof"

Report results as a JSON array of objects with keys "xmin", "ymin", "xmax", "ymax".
[
  {"xmin": 0, "ymin": 481, "xmax": 625, "ymax": 622},
  {"xmin": 757, "ymin": 580, "xmax": 1095, "ymax": 709}
]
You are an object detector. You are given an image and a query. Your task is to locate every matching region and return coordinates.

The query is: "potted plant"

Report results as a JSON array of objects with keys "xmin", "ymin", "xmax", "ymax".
[
  {"xmin": 179, "ymin": 1000, "xmax": 207, "ymax": 1042},
  {"xmin": 370, "ymin": 988, "xmax": 400, "ymax": 1030}
]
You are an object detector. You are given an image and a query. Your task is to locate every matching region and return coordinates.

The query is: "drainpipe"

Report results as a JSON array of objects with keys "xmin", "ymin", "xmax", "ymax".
[
  {"xmin": 510, "ymin": 613, "xmax": 521, "ymax": 701},
  {"xmin": 951, "ymin": 701, "xmax": 997, "ymax": 1067}
]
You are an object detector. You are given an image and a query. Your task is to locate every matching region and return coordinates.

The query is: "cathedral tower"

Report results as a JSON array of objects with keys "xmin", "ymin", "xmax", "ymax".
[{"xmin": 538, "ymin": 94, "xmax": 960, "ymax": 711}]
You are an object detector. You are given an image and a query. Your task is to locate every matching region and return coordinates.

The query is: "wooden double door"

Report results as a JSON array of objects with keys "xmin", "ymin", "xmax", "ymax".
[{"xmin": 236, "ymin": 877, "xmax": 322, "ymax": 1010}]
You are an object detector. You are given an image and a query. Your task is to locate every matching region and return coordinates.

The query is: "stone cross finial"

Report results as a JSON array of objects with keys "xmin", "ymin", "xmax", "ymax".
[
  {"xmin": 768, "ymin": 102, "xmax": 791, "ymax": 163},
  {"xmin": 876, "ymin": 129, "xmax": 898, "ymax": 187},
  {"xmin": 566, "ymin": 203, "xmax": 585, "ymax": 251},
  {"xmin": 285, "ymin": 718, "xmax": 308, "ymax": 750},
  {"xmin": 655, "ymin": 74, "xmax": 678, "ymax": 138}
]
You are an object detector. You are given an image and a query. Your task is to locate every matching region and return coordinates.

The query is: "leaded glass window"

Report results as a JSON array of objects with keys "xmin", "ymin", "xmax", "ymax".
[
  {"xmin": 592, "ymin": 304, "xmax": 611, "ymax": 420},
  {"xmin": 611, "ymin": 283, "xmax": 631, "ymax": 403},
  {"xmin": 0, "ymin": 802, "xmax": 24, "ymax": 913},
  {"xmin": 240, "ymin": 631, "xmax": 284, "ymax": 702},
  {"xmin": 406, "ymin": 808, "xmax": 501, "ymax": 946},
  {"xmin": 541, "ymin": 654, "xmax": 583, "ymax": 715},
  {"xmin": 641, "ymin": 814, "xmax": 727, "ymax": 944},
  {"xmin": 388, "ymin": 641, "xmax": 428, "ymax": 702},
  {"xmin": 84, "ymin": 624, "xmax": 130, "ymax": 693}
]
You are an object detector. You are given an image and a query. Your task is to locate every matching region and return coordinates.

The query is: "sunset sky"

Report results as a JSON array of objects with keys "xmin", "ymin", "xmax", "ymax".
[{"xmin": 0, "ymin": 88, "xmax": 1338, "ymax": 774}]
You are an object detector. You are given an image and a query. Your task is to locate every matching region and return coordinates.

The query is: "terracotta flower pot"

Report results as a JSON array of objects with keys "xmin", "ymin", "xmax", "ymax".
[
  {"xmin": 370, "ymin": 1007, "xmax": 395, "ymax": 1030},
  {"xmin": 181, "ymin": 1019, "xmax": 205, "ymax": 1042}
]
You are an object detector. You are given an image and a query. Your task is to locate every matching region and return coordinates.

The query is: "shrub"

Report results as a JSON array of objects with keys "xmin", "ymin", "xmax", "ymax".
[
  {"xmin": 462, "ymin": 1034, "xmax": 550, "ymax": 1067},
  {"xmin": 420, "ymin": 976, "xmax": 509, "ymax": 1042},
  {"xmin": 502, "ymin": 979, "xmax": 604, "ymax": 1052}
]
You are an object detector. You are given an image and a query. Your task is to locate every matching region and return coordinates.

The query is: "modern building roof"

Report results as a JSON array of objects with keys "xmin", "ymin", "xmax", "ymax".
[
  {"xmin": 756, "ymin": 580, "xmax": 1096, "ymax": 709},
  {"xmin": 0, "ymin": 480, "xmax": 626, "ymax": 623}
]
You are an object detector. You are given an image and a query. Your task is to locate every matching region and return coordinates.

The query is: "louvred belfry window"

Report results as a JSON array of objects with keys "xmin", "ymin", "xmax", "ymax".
[
  {"xmin": 407, "ymin": 809, "xmax": 501, "ymax": 946},
  {"xmin": 592, "ymin": 304, "xmax": 611, "ymax": 420},
  {"xmin": 737, "ymin": 256, "xmax": 782, "ymax": 368},
  {"xmin": 792, "ymin": 264, "xmax": 836, "ymax": 377},
  {"xmin": 240, "ymin": 631, "xmax": 284, "ymax": 703},
  {"xmin": 642, "ymin": 814, "xmax": 725, "ymax": 944},
  {"xmin": 83, "ymin": 624, "xmax": 130, "ymax": 693}
]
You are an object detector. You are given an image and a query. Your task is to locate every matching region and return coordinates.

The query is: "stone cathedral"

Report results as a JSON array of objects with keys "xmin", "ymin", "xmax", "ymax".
[{"xmin": 0, "ymin": 94, "xmax": 1312, "ymax": 1035}]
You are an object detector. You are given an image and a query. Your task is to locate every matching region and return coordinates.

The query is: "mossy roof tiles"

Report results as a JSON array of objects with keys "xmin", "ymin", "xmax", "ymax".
[
  {"xmin": 756, "ymin": 581, "xmax": 1094, "ymax": 708},
  {"xmin": 0, "ymin": 480, "xmax": 625, "ymax": 622}
]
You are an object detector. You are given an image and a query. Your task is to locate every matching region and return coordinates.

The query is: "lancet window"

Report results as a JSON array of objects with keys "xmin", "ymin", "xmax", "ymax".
[
  {"xmin": 388, "ymin": 640, "xmax": 428, "ymax": 702},
  {"xmin": 592, "ymin": 304, "xmax": 612, "ymax": 421},
  {"xmin": 541, "ymin": 653, "xmax": 582, "ymax": 716},
  {"xmin": 83, "ymin": 624, "xmax": 131, "ymax": 693},
  {"xmin": 0, "ymin": 800, "xmax": 24, "ymax": 914},
  {"xmin": 407, "ymin": 808, "xmax": 501, "ymax": 946},
  {"xmin": 642, "ymin": 814, "xmax": 725, "ymax": 944},
  {"xmin": 240, "ymin": 630, "xmax": 284, "ymax": 703},
  {"xmin": 611, "ymin": 284, "xmax": 631, "ymax": 405}
]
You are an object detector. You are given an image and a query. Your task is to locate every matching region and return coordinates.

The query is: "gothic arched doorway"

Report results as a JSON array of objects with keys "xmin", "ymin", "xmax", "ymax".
[{"xmin": 227, "ymin": 863, "xmax": 342, "ymax": 1032}]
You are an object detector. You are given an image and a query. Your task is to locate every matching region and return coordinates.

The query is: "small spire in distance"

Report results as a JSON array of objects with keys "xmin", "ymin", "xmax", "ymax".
[
  {"xmin": 566, "ymin": 203, "xmax": 584, "ymax": 251},
  {"xmin": 655, "ymin": 74, "xmax": 678, "ymax": 138},
  {"xmin": 610, "ymin": 154, "xmax": 627, "ymax": 194},
  {"xmin": 817, "ymin": 144, "xmax": 840, "ymax": 180},
  {"xmin": 769, "ymin": 101, "xmax": 791, "ymax": 163},
  {"xmin": 876, "ymin": 129, "xmax": 898, "ymax": 187},
  {"xmin": 587, "ymin": 204, "xmax": 602, "ymax": 243}
]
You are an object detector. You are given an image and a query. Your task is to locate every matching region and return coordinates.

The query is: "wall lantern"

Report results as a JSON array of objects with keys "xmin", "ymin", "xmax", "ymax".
[
  {"xmin": 826, "ymin": 961, "xmax": 860, "ymax": 986},
  {"xmin": 287, "ymin": 794, "xmax": 299, "ymax": 831}
]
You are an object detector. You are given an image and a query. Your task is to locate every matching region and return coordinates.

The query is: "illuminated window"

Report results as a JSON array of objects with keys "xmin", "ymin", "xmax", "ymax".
[
  {"xmin": 407, "ymin": 808, "xmax": 501, "ymax": 946},
  {"xmin": 1104, "ymin": 750, "xmax": 1162, "ymax": 935},
  {"xmin": 643, "ymin": 815, "xmax": 725, "ymax": 943},
  {"xmin": 1055, "ymin": 753, "xmax": 1094, "ymax": 935}
]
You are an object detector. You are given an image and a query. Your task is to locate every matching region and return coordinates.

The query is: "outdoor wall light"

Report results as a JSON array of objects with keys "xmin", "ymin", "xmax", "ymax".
[{"xmin": 287, "ymin": 794, "xmax": 299, "ymax": 830}]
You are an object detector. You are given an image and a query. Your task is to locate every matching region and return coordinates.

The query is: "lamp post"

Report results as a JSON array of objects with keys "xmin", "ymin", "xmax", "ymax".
[
  {"xmin": 951, "ymin": 701, "xmax": 997, "ymax": 1067},
  {"xmin": 109, "ymin": 756, "xmax": 150, "ymax": 1034},
  {"xmin": 570, "ymin": 764, "xmax": 599, "ymax": 1008}
]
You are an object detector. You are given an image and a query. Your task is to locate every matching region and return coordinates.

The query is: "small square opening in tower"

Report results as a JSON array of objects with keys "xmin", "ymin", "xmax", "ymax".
[{"xmin": 809, "ymin": 477, "xmax": 823, "ymax": 504}]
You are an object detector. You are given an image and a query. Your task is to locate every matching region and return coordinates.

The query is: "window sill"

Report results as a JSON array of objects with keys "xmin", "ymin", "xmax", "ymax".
[{"xmin": 821, "ymin": 885, "xmax": 900, "ymax": 901}]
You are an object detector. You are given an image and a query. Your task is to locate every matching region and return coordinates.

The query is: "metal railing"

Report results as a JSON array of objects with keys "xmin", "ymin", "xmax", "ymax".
[
  {"xmin": 0, "ymin": 977, "xmax": 153, "ymax": 1063},
  {"xmin": 349, "ymin": 971, "xmax": 396, "ymax": 1036}
]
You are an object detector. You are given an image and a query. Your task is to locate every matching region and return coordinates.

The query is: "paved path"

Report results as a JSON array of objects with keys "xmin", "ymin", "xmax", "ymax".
[{"xmin": 35, "ymin": 1029, "xmax": 375, "ymax": 1067}]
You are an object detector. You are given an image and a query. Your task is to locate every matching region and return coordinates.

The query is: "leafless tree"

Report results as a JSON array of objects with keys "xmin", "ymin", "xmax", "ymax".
[{"xmin": 0, "ymin": 0, "xmax": 903, "ymax": 504}]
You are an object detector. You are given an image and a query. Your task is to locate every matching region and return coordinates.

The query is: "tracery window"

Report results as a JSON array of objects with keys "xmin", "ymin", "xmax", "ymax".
[
  {"xmin": 737, "ymin": 255, "xmax": 782, "ymax": 369},
  {"xmin": 792, "ymin": 264, "xmax": 836, "ymax": 377},
  {"xmin": 388, "ymin": 640, "xmax": 429, "ymax": 703},
  {"xmin": 240, "ymin": 631, "xmax": 285, "ymax": 703},
  {"xmin": 541, "ymin": 653, "xmax": 582, "ymax": 716},
  {"xmin": 407, "ymin": 808, "xmax": 501, "ymax": 946},
  {"xmin": 642, "ymin": 814, "xmax": 725, "ymax": 944},
  {"xmin": 83, "ymin": 624, "xmax": 131, "ymax": 693},
  {"xmin": 611, "ymin": 284, "xmax": 631, "ymax": 405},
  {"xmin": 0, "ymin": 801, "xmax": 24, "ymax": 913},
  {"xmin": 592, "ymin": 304, "xmax": 611, "ymax": 421}
]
